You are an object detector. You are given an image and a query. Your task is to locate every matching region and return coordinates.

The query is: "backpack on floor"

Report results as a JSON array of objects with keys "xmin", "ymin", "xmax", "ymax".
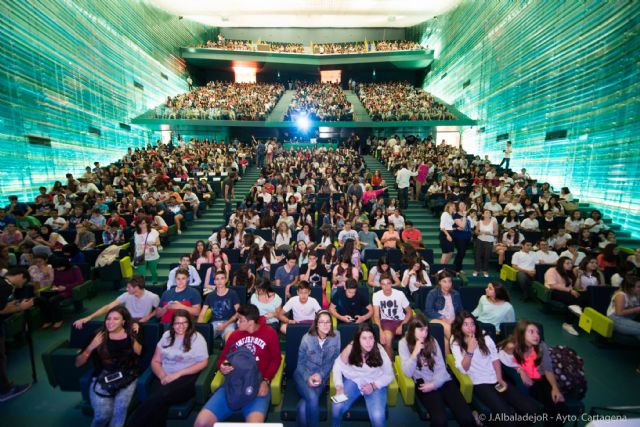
[{"xmin": 549, "ymin": 345, "xmax": 587, "ymax": 400}]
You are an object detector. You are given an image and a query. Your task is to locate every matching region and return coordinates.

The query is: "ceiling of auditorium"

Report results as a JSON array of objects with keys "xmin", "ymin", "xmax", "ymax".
[{"xmin": 149, "ymin": 0, "xmax": 462, "ymax": 28}]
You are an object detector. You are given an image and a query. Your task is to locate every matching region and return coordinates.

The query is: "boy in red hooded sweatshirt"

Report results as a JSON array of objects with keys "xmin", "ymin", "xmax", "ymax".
[{"xmin": 195, "ymin": 304, "xmax": 281, "ymax": 426}]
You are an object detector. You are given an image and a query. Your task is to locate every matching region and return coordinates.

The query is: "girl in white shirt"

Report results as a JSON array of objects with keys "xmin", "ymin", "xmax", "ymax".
[
  {"xmin": 401, "ymin": 261, "xmax": 432, "ymax": 293},
  {"xmin": 331, "ymin": 323, "xmax": 394, "ymax": 427},
  {"xmin": 451, "ymin": 312, "xmax": 537, "ymax": 423},
  {"xmin": 439, "ymin": 202, "xmax": 456, "ymax": 264},
  {"xmin": 564, "ymin": 210, "xmax": 584, "ymax": 234}
]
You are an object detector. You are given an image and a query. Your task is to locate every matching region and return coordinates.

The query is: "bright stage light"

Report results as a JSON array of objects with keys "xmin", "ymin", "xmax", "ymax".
[{"xmin": 296, "ymin": 115, "xmax": 311, "ymax": 131}]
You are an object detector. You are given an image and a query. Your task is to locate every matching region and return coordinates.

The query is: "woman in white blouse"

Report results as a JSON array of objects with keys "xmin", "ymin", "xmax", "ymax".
[
  {"xmin": 401, "ymin": 260, "xmax": 432, "ymax": 293},
  {"xmin": 439, "ymin": 202, "xmax": 456, "ymax": 264},
  {"xmin": 331, "ymin": 323, "xmax": 394, "ymax": 427},
  {"xmin": 451, "ymin": 312, "xmax": 537, "ymax": 425}
]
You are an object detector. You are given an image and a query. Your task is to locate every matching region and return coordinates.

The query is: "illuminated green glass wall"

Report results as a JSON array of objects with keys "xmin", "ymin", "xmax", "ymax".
[
  {"xmin": 0, "ymin": 0, "xmax": 208, "ymax": 200},
  {"xmin": 415, "ymin": 1, "xmax": 640, "ymax": 237}
]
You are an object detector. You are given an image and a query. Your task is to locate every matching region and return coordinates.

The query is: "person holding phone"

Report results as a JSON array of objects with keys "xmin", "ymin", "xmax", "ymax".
[
  {"xmin": 75, "ymin": 306, "xmax": 142, "ymax": 427},
  {"xmin": 331, "ymin": 322, "xmax": 393, "ymax": 427},
  {"xmin": 399, "ymin": 315, "xmax": 475, "ymax": 427},
  {"xmin": 294, "ymin": 310, "xmax": 340, "ymax": 427},
  {"xmin": 451, "ymin": 312, "xmax": 537, "ymax": 427},
  {"xmin": 329, "ymin": 279, "xmax": 372, "ymax": 325},
  {"xmin": 0, "ymin": 267, "xmax": 34, "ymax": 402}
]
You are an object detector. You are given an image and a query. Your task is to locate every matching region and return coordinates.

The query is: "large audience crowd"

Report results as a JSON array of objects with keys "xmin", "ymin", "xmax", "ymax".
[
  {"xmin": 1, "ymin": 134, "xmax": 638, "ymax": 427},
  {"xmin": 284, "ymin": 82, "xmax": 354, "ymax": 122},
  {"xmin": 158, "ymin": 82, "xmax": 285, "ymax": 121},
  {"xmin": 357, "ymin": 82, "xmax": 456, "ymax": 121}
]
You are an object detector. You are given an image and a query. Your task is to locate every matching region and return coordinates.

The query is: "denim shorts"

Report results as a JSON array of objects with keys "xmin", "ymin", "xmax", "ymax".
[
  {"xmin": 203, "ymin": 384, "xmax": 270, "ymax": 420},
  {"xmin": 211, "ymin": 320, "xmax": 237, "ymax": 339}
]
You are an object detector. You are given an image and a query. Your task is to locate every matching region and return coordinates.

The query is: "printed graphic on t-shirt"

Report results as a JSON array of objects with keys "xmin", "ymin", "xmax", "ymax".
[{"xmin": 380, "ymin": 298, "xmax": 401, "ymax": 320}]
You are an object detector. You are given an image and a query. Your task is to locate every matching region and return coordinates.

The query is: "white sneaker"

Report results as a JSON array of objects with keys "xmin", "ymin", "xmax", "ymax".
[
  {"xmin": 177, "ymin": 229, "xmax": 182, "ymax": 235},
  {"xmin": 483, "ymin": 272, "xmax": 489, "ymax": 278},
  {"xmin": 472, "ymin": 271, "xmax": 478, "ymax": 277},
  {"xmin": 568, "ymin": 305, "xmax": 583, "ymax": 316},
  {"xmin": 562, "ymin": 323, "xmax": 579, "ymax": 336}
]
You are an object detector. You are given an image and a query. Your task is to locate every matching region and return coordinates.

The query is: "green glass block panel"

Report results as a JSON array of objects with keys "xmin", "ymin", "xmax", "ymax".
[
  {"xmin": 417, "ymin": 0, "xmax": 640, "ymax": 238},
  {"xmin": 0, "ymin": 0, "xmax": 209, "ymax": 201}
]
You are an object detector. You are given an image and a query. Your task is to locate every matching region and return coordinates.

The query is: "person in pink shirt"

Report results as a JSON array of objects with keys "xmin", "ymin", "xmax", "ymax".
[
  {"xmin": 415, "ymin": 162, "xmax": 429, "ymax": 201},
  {"xmin": 362, "ymin": 185, "xmax": 387, "ymax": 207},
  {"xmin": 381, "ymin": 223, "xmax": 400, "ymax": 249}
]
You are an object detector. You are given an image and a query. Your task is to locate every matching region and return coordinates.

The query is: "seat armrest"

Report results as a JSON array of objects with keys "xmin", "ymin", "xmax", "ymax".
[
  {"xmin": 394, "ymin": 355, "xmax": 415, "ymax": 405},
  {"xmin": 195, "ymin": 356, "xmax": 218, "ymax": 404},
  {"xmin": 446, "ymin": 354, "xmax": 473, "ymax": 403},
  {"xmin": 270, "ymin": 354, "xmax": 285, "ymax": 405},
  {"xmin": 500, "ymin": 265, "xmax": 518, "ymax": 282},
  {"xmin": 136, "ymin": 367, "xmax": 155, "ymax": 401},
  {"xmin": 41, "ymin": 339, "xmax": 70, "ymax": 388}
]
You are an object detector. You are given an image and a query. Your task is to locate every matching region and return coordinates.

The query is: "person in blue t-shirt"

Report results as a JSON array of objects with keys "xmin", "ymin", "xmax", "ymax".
[
  {"xmin": 198, "ymin": 270, "xmax": 239, "ymax": 341},
  {"xmin": 157, "ymin": 268, "xmax": 201, "ymax": 323},
  {"xmin": 274, "ymin": 254, "xmax": 300, "ymax": 298}
]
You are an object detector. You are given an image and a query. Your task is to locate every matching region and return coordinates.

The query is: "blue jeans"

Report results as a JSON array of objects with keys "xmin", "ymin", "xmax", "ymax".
[
  {"xmin": 203, "ymin": 384, "xmax": 270, "ymax": 421},
  {"xmin": 211, "ymin": 320, "xmax": 236, "ymax": 339},
  {"xmin": 294, "ymin": 370, "xmax": 324, "ymax": 427},
  {"xmin": 609, "ymin": 314, "xmax": 640, "ymax": 339},
  {"xmin": 331, "ymin": 378, "xmax": 386, "ymax": 427},
  {"xmin": 89, "ymin": 378, "xmax": 136, "ymax": 427}
]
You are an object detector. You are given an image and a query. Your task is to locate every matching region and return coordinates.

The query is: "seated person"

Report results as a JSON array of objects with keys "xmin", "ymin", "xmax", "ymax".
[
  {"xmin": 559, "ymin": 240, "xmax": 586, "ymax": 266},
  {"xmin": 380, "ymin": 223, "xmax": 400, "ymax": 249},
  {"xmin": 367, "ymin": 255, "xmax": 401, "ymax": 287},
  {"xmin": 535, "ymin": 240, "xmax": 559, "ymax": 265},
  {"xmin": 73, "ymin": 275, "xmax": 159, "ymax": 326},
  {"xmin": 74, "ymin": 223, "xmax": 96, "ymax": 251},
  {"xmin": 250, "ymin": 279, "xmax": 282, "ymax": 325},
  {"xmin": 372, "ymin": 274, "xmax": 412, "ymax": 359},
  {"xmin": 471, "ymin": 282, "xmax": 515, "ymax": 333},
  {"xmin": 399, "ymin": 315, "xmax": 475, "ymax": 427},
  {"xmin": 331, "ymin": 323, "xmax": 394, "ymax": 427},
  {"xmin": 157, "ymin": 269, "xmax": 201, "ymax": 323},
  {"xmin": 166, "ymin": 196, "xmax": 186, "ymax": 234},
  {"xmin": 277, "ymin": 281, "xmax": 321, "ymax": 334},
  {"xmin": 549, "ymin": 227, "xmax": 572, "ymax": 251},
  {"xmin": 37, "ymin": 257, "xmax": 84, "ymax": 329},
  {"xmin": 499, "ymin": 321, "xmax": 571, "ymax": 426},
  {"xmin": 299, "ymin": 250, "xmax": 329, "ymax": 308},
  {"xmin": 329, "ymin": 278, "xmax": 373, "ymax": 324},
  {"xmin": 126, "ymin": 310, "xmax": 209, "ymax": 426},
  {"xmin": 401, "ymin": 259, "xmax": 432, "ymax": 293},
  {"xmin": 75, "ymin": 306, "xmax": 142, "ymax": 427},
  {"xmin": 401, "ymin": 220, "xmax": 425, "ymax": 249},
  {"xmin": 167, "ymin": 255, "xmax": 202, "ymax": 289},
  {"xmin": 198, "ymin": 270, "xmax": 239, "ymax": 342},
  {"xmin": 544, "ymin": 257, "xmax": 587, "ymax": 336},
  {"xmin": 337, "ymin": 221, "xmax": 359, "ymax": 247},
  {"xmin": 511, "ymin": 241, "xmax": 537, "ymax": 301},
  {"xmin": 607, "ymin": 274, "xmax": 640, "ymax": 344},
  {"xmin": 450, "ymin": 312, "xmax": 538, "ymax": 425},
  {"xmin": 294, "ymin": 310, "xmax": 341, "ymax": 427},
  {"xmin": 520, "ymin": 211, "xmax": 540, "ymax": 231},
  {"xmin": 274, "ymin": 253, "xmax": 300, "ymax": 299},
  {"xmin": 194, "ymin": 304, "xmax": 281, "ymax": 426},
  {"xmin": 424, "ymin": 270, "xmax": 462, "ymax": 352},
  {"xmin": 102, "ymin": 221, "xmax": 124, "ymax": 246}
]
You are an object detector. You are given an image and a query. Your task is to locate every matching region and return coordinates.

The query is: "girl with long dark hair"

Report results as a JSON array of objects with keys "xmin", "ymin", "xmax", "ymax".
[
  {"xmin": 544, "ymin": 256, "xmax": 586, "ymax": 336},
  {"xmin": 450, "ymin": 312, "xmax": 537, "ymax": 427},
  {"xmin": 399, "ymin": 315, "xmax": 474, "ymax": 427},
  {"xmin": 76, "ymin": 306, "xmax": 141, "ymax": 427},
  {"xmin": 125, "ymin": 310, "xmax": 209, "ymax": 427},
  {"xmin": 331, "ymin": 323, "xmax": 393, "ymax": 427}
]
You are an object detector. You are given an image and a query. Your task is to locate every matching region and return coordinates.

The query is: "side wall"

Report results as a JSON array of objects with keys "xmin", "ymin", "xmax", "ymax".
[
  {"xmin": 0, "ymin": 0, "xmax": 208, "ymax": 199},
  {"xmin": 418, "ymin": 1, "xmax": 640, "ymax": 236}
]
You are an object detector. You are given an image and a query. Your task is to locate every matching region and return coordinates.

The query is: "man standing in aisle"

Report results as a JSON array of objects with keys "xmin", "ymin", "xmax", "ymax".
[
  {"xmin": 396, "ymin": 162, "xmax": 417, "ymax": 210},
  {"xmin": 498, "ymin": 140, "xmax": 512, "ymax": 170}
]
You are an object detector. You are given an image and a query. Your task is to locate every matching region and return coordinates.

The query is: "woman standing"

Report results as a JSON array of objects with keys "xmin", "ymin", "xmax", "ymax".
[
  {"xmin": 399, "ymin": 315, "xmax": 475, "ymax": 427},
  {"xmin": 439, "ymin": 203, "xmax": 456, "ymax": 264},
  {"xmin": 125, "ymin": 310, "xmax": 209, "ymax": 427},
  {"xmin": 451, "ymin": 312, "xmax": 537, "ymax": 427},
  {"xmin": 75, "ymin": 306, "xmax": 141, "ymax": 427},
  {"xmin": 474, "ymin": 209, "xmax": 498, "ymax": 277},
  {"xmin": 331, "ymin": 323, "xmax": 394, "ymax": 427},
  {"xmin": 294, "ymin": 311, "xmax": 340, "ymax": 427},
  {"xmin": 452, "ymin": 201, "xmax": 473, "ymax": 273},
  {"xmin": 134, "ymin": 219, "xmax": 160, "ymax": 286}
]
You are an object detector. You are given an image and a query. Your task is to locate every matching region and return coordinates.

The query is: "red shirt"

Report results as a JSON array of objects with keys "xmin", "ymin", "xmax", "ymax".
[
  {"xmin": 218, "ymin": 317, "xmax": 282, "ymax": 380},
  {"xmin": 402, "ymin": 228, "xmax": 423, "ymax": 249}
]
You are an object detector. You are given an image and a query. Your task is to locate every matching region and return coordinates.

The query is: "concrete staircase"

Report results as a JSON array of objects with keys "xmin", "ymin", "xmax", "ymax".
[
  {"xmin": 155, "ymin": 167, "xmax": 260, "ymax": 278},
  {"xmin": 266, "ymin": 90, "xmax": 296, "ymax": 122},
  {"xmin": 361, "ymin": 155, "xmax": 477, "ymax": 271},
  {"xmin": 344, "ymin": 90, "xmax": 371, "ymax": 122}
]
